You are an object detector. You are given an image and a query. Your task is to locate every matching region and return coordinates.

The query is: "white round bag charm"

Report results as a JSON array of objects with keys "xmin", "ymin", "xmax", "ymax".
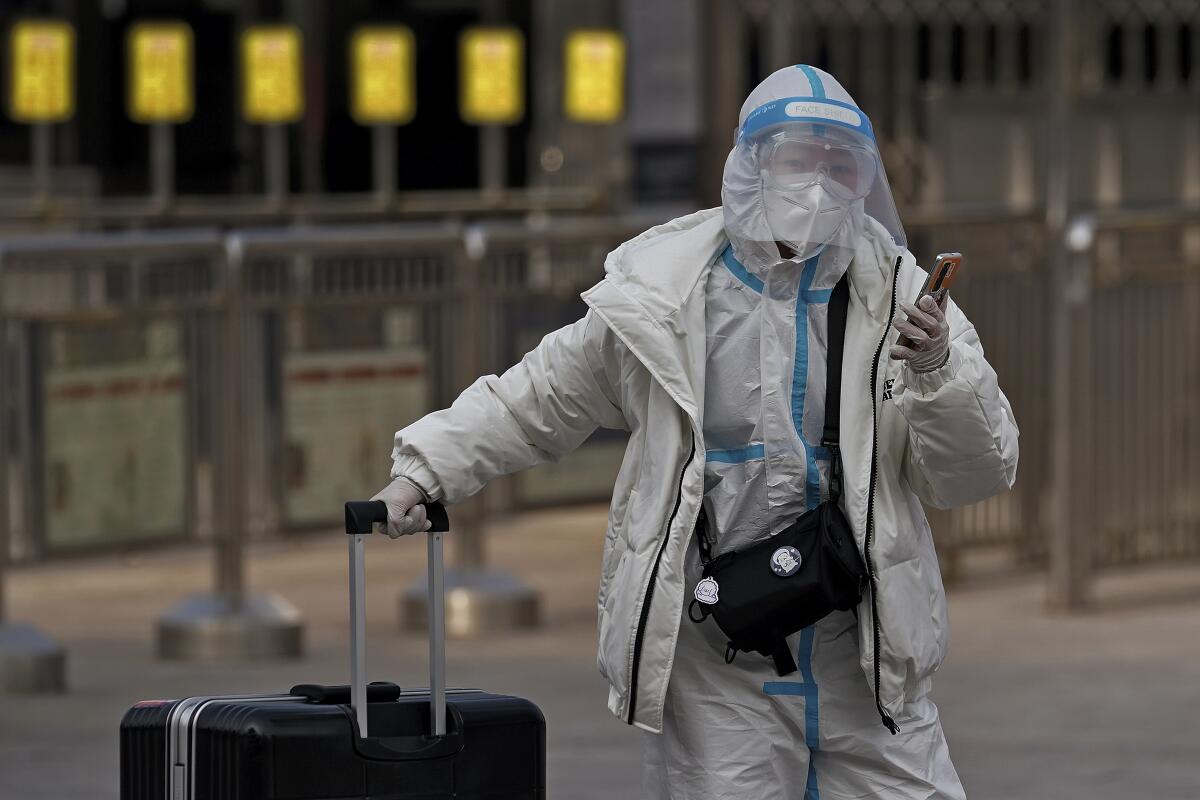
[
  {"xmin": 770, "ymin": 546, "xmax": 802, "ymax": 577},
  {"xmin": 693, "ymin": 576, "xmax": 720, "ymax": 605}
]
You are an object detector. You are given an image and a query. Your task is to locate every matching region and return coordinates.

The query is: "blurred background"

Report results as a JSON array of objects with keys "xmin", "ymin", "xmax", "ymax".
[{"xmin": 0, "ymin": 0, "xmax": 1198, "ymax": 798}]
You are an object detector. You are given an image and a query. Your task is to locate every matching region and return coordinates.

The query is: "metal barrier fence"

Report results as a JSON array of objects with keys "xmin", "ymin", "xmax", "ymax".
[
  {"xmin": 905, "ymin": 213, "xmax": 1050, "ymax": 576},
  {"xmin": 0, "ymin": 218, "xmax": 663, "ymax": 669},
  {"xmin": 1063, "ymin": 209, "xmax": 1200, "ymax": 574},
  {"xmin": 0, "ymin": 222, "xmax": 650, "ymax": 554},
  {"xmin": 2, "ymin": 209, "xmax": 1199, "ymax": 656},
  {"xmin": 914, "ymin": 207, "xmax": 1200, "ymax": 601}
]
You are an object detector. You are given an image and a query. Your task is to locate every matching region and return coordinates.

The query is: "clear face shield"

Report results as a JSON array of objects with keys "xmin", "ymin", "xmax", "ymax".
[{"xmin": 722, "ymin": 111, "xmax": 907, "ymax": 273}]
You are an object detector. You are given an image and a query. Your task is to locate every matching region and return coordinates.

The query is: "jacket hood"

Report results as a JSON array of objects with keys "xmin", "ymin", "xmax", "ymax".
[
  {"xmin": 599, "ymin": 207, "xmax": 728, "ymax": 334},
  {"xmin": 583, "ymin": 207, "xmax": 908, "ymax": 429},
  {"xmin": 583, "ymin": 209, "xmax": 725, "ymax": 428},
  {"xmin": 598, "ymin": 206, "xmax": 905, "ymax": 326}
]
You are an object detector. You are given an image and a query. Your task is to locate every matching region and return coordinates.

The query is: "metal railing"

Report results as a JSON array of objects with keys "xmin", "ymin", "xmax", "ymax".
[
  {"xmin": 0, "ymin": 186, "xmax": 607, "ymax": 229},
  {"xmin": 2, "ymin": 207, "xmax": 1199, "ymax": 632},
  {"xmin": 911, "ymin": 205, "xmax": 1200, "ymax": 603},
  {"xmin": 0, "ymin": 216, "xmax": 667, "ymax": 663}
]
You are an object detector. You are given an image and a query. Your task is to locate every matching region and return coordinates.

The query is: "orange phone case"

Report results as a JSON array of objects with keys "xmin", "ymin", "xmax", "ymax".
[
  {"xmin": 896, "ymin": 253, "xmax": 963, "ymax": 350},
  {"xmin": 919, "ymin": 253, "xmax": 962, "ymax": 302}
]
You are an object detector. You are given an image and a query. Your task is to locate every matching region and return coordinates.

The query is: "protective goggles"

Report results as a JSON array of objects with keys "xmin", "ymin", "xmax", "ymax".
[{"xmin": 756, "ymin": 130, "xmax": 878, "ymax": 201}]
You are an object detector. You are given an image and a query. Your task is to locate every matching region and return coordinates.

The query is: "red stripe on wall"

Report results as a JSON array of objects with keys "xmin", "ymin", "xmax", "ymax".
[
  {"xmin": 49, "ymin": 375, "xmax": 185, "ymax": 401},
  {"xmin": 287, "ymin": 364, "xmax": 424, "ymax": 384},
  {"xmin": 48, "ymin": 363, "xmax": 424, "ymax": 400}
]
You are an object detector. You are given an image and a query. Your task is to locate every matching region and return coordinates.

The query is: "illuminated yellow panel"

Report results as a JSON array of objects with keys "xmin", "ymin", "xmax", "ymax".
[
  {"xmin": 128, "ymin": 22, "xmax": 193, "ymax": 124},
  {"xmin": 9, "ymin": 20, "xmax": 75, "ymax": 123},
  {"xmin": 564, "ymin": 30, "xmax": 625, "ymax": 124},
  {"xmin": 459, "ymin": 27, "xmax": 524, "ymax": 125},
  {"xmin": 350, "ymin": 26, "xmax": 415, "ymax": 125},
  {"xmin": 241, "ymin": 26, "xmax": 303, "ymax": 124}
]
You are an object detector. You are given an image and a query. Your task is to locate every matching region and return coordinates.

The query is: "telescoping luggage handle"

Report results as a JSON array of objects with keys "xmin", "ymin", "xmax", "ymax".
[{"xmin": 344, "ymin": 500, "xmax": 451, "ymax": 739}]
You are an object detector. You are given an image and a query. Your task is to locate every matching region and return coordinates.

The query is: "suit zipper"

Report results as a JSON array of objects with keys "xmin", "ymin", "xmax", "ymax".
[
  {"xmin": 865, "ymin": 256, "xmax": 902, "ymax": 735},
  {"xmin": 626, "ymin": 440, "xmax": 697, "ymax": 725}
]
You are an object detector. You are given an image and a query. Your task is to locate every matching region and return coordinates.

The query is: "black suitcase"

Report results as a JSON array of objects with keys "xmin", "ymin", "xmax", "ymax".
[{"xmin": 120, "ymin": 501, "xmax": 546, "ymax": 799}]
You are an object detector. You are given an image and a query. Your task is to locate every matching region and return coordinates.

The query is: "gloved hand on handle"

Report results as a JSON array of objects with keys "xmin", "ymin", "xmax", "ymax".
[
  {"xmin": 370, "ymin": 477, "xmax": 433, "ymax": 538},
  {"xmin": 889, "ymin": 292, "xmax": 951, "ymax": 374}
]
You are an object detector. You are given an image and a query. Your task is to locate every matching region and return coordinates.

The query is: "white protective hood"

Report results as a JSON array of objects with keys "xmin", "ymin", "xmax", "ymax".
[{"xmin": 721, "ymin": 65, "xmax": 907, "ymax": 279}]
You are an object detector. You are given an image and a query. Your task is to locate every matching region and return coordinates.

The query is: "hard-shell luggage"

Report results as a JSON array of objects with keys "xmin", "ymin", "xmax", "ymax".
[{"xmin": 120, "ymin": 501, "xmax": 546, "ymax": 799}]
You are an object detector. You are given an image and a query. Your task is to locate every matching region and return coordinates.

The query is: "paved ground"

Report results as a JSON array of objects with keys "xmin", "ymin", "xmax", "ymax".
[{"xmin": 2, "ymin": 504, "xmax": 1199, "ymax": 799}]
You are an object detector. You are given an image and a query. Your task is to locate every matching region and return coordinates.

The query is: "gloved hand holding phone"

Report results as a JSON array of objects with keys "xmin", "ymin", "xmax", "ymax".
[
  {"xmin": 889, "ymin": 292, "xmax": 950, "ymax": 373},
  {"xmin": 889, "ymin": 252, "xmax": 961, "ymax": 373}
]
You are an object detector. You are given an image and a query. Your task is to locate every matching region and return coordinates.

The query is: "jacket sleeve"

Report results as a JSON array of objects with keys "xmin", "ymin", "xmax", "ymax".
[
  {"xmin": 388, "ymin": 309, "xmax": 628, "ymax": 504},
  {"xmin": 894, "ymin": 299, "xmax": 1019, "ymax": 510}
]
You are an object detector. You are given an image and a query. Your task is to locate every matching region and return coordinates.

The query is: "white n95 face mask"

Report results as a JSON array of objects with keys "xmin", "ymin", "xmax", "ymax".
[{"xmin": 762, "ymin": 183, "xmax": 852, "ymax": 258}]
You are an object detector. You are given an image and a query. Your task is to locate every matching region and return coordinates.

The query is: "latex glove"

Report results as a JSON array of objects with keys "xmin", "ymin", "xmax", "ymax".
[
  {"xmin": 889, "ymin": 292, "xmax": 951, "ymax": 373},
  {"xmin": 370, "ymin": 477, "xmax": 433, "ymax": 538}
]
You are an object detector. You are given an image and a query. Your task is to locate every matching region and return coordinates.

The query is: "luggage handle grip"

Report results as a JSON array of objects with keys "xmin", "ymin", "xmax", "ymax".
[
  {"xmin": 345, "ymin": 499, "xmax": 450, "ymax": 740},
  {"xmin": 345, "ymin": 499, "xmax": 449, "ymax": 535},
  {"xmin": 291, "ymin": 681, "xmax": 401, "ymax": 705}
]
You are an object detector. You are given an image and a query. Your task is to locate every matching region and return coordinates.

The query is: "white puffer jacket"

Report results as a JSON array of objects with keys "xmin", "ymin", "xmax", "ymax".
[{"xmin": 391, "ymin": 208, "xmax": 1019, "ymax": 734}]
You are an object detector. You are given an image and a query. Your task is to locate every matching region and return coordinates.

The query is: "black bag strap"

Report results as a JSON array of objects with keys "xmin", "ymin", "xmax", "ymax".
[
  {"xmin": 694, "ymin": 272, "xmax": 850, "ymax": 563},
  {"xmin": 770, "ymin": 638, "xmax": 798, "ymax": 676},
  {"xmin": 695, "ymin": 505, "xmax": 714, "ymax": 566},
  {"xmin": 822, "ymin": 273, "xmax": 851, "ymax": 500}
]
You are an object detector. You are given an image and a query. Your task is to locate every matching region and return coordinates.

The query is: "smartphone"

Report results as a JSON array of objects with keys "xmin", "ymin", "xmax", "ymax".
[
  {"xmin": 896, "ymin": 252, "xmax": 962, "ymax": 348},
  {"xmin": 915, "ymin": 252, "xmax": 963, "ymax": 305}
]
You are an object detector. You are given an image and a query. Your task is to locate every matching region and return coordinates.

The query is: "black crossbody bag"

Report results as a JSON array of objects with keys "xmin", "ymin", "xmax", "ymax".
[{"xmin": 687, "ymin": 272, "xmax": 868, "ymax": 676}]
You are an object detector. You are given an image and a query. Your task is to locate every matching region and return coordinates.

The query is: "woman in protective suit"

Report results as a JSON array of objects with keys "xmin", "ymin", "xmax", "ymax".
[{"xmin": 373, "ymin": 65, "xmax": 1019, "ymax": 800}]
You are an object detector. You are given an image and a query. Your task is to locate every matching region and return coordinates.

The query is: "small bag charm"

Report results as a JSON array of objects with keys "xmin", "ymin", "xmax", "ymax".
[{"xmin": 694, "ymin": 576, "xmax": 720, "ymax": 604}]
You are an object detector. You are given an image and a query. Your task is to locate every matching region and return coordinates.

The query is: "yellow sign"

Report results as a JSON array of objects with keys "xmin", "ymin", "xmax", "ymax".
[
  {"xmin": 241, "ymin": 26, "xmax": 303, "ymax": 123},
  {"xmin": 349, "ymin": 26, "xmax": 415, "ymax": 125},
  {"xmin": 9, "ymin": 20, "xmax": 75, "ymax": 122},
  {"xmin": 459, "ymin": 27, "xmax": 523, "ymax": 125},
  {"xmin": 564, "ymin": 30, "xmax": 625, "ymax": 123},
  {"xmin": 128, "ymin": 22, "xmax": 193, "ymax": 123}
]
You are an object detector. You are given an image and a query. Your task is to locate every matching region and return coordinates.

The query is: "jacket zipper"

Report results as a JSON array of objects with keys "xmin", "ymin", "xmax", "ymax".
[
  {"xmin": 625, "ymin": 440, "xmax": 697, "ymax": 725},
  {"xmin": 865, "ymin": 256, "xmax": 902, "ymax": 735}
]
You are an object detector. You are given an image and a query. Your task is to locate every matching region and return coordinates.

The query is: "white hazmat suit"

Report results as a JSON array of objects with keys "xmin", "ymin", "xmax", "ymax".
[
  {"xmin": 643, "ymin": 64, "xmax": 969, "ymax": 800},
  {"xmin": 381, "ymin": 63, "xmax": 1019, "ymax": 800}
]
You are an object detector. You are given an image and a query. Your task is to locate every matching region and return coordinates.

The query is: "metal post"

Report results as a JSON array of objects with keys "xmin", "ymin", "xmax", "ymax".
[
  {"xmin": 1046, "ymin": 0, "xmax": 1090, "ymax": 611},
  {"xmin": 150, "ymin": 124, "xmax": 175, "ymax": 210},
  {"xmin": 265, "ymin": 125, "xmax": 289, "ymax": 211},
  {"xmin": 701, "ymin": 0, "xmax": 745, "ymax": 204},
  {"xmin": 0, "ymin": 273, "xmax": 66, "ymax": 691},
  {"xmin": 216, "ymin": 244, "xmax": 247, "ymax": 606},
  {"xmin": 372, "ymin": 125, "xmax": 397, "ymax": 206},
  {"xmin": 0, "ymin": 312, "xmax": 8, "ymax": 627},
  {"xmin": 478, "ymin": 0, "xmax": 507, "ymax": 197},
  {"xmin": 155, "ymin": 235, "xmax": 305, "ymax": 660},
  {"xmin": 480, "ymin": 125, "xmax": 507, "ymax": 194},
  {"xmin": 762, "ymin": 0, "xmax": 796, "ymax": 73},
  {"xmin": 427, "ymin": 531, "xmax": 446, "ymax": 736},
  {"xmin": 1183, "ymin": 112, "xmax": 1200, "ymax": 263},
  {"xmin": 453, "ymin": 248, "xmax": 486, "ymax": 570},
  {"xmin": 350, "ymin": 533, "xmax": 367, "ymax": 737},
  {"xmin": 30, "ymin": 125, "xmax": 52, "ymax": 208},
  {"xmin": 11, "ymin": 322, "xmax": 40, "ymax": 562},
  {"xmin": 398, "ymin": 229, "xmax": 539, "ymax": 636}
]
